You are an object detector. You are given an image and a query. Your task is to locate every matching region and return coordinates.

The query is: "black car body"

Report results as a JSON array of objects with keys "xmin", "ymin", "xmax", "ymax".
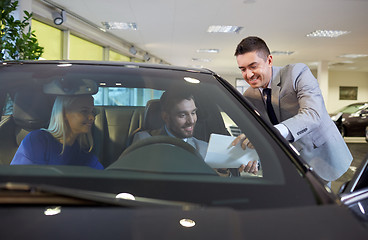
[
  {"xmin": 330, "ymin": 102, "xmax": 368, "ymax": 137},
  {"xmin": 0, "ymin": 61, "xmax": 367, "ymax": 239}
]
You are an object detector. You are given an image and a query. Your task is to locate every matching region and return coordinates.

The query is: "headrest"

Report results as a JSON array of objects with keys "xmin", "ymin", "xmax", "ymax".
[
  {"xmin": 143, "ymin": 99, "xmax": 164, "ymax": 130},
  {"xmin": 13, "ymin": 90, "xmax": 55, "ymax": 130}
]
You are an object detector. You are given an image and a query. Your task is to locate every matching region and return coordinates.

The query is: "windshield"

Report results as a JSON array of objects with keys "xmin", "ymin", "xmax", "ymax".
[
  {"xmin": 333, "ymin": 103, "xmax": 368, "ymax": 114},
  {"xmin": 0, "ymin": 61, "xmax": 321, "ymax": 209}
]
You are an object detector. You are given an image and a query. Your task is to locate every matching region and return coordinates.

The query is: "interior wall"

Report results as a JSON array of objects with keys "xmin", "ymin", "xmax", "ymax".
[
  {"xmin": 328, "ymin": 70, "xmax": 368, "ymax": 113},
  {"xmin": 221, "ymin": 74, "xmax": 238, "ymax": 87}
]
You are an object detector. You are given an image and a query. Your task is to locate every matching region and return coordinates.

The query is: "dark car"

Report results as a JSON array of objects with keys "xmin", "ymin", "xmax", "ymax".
[
  {"xmin": 330, "ymin": 102, "xmax": 368, "ymax": 137},
  {"xmin": 0, "ymin": 61, "xmax": 368, "ymax": 239}
]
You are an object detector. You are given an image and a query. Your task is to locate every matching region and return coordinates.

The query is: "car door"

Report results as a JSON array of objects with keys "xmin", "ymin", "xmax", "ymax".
[
  {"xmin": 340, "ymin": 154, "xmax": 368, "ymax": 222},
  {"xmin": 345, "ymin": 107, "xmax": 368, "ymax": 137},
  {"xmin": 356, "ymin": 107, "xmax": 368, "ymax": 136}
]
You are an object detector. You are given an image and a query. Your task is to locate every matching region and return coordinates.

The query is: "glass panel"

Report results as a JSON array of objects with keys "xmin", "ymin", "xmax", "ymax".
[
  {"xmin": 69, "ymin": 35, "xmax": 103, "ymax": 60},
  {"xmin": 31, "ymin": 20, "xmax": 62, "ymax": 60},
  {"xmin": 2, "ymin": 94, "xmax": 13, "ymax": 116},
  {"xmin": 94, "ymin": 87, "xmax": 164, "ymax": 106},
  {"xmin": 0, "ymin": 63, "xmax": 319, "ymax": 210},
  {"xmin": 109, "ymin": 50, "xmax": 131, "ymax": 62}
]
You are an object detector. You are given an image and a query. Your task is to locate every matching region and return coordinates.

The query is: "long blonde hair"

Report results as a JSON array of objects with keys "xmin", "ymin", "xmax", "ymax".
[{"xmin": 46, "ymin": 95, "xmax": 94, "ymax": 154}]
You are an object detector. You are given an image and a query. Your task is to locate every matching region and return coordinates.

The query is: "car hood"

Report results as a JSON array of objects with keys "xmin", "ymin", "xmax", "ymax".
[{"xmin": 1, "ymin": 204, "xmax": 367, "ymax": 239}]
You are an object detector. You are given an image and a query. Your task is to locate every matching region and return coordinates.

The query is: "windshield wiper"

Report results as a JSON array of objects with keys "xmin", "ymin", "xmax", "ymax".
[{"xmin": 0, "ymin": 182, "xmax": 200, "ymax": 209}]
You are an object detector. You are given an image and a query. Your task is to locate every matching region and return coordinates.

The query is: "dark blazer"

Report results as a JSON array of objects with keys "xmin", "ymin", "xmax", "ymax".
[{"xmin": 244, "ymin": 63, "xmax": 352, "ymax": 181}]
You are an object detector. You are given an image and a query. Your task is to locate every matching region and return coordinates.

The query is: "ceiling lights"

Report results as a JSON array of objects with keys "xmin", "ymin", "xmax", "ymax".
[
  {"xmin": 207, "ymin": 25, "xmax": 243, "ymax": 33},
  {"xmin": 52, "ymin": 10, "xmax": 65, "ymax": 25},
  {"xmin": 143, "ymin": 53, "xmax": 150, "ymax": 61},
  {"xmin": 196, "ymin": 49, "xmax": 219, "ymax": 53},
  {"xmin": 339, "ymin": 54, "xmax": 368, "ymax": 58},
  {"xmin": 306, "ymin": 30, "xmax": 350, "ymax": 38},
  {"xmin": 271, "ymin": 51, "xmax": 294, "ymax": 56},
  {"xmin": 192, "ymin": 58, "xmax": 211, "ymax": 62},
  {"xmin": 129, "ymin": 46, "xmax": 137, "ymax": 55},
  {"xmin": 101, "ymin": 22, "xmax": 137, "ymax": 30}
]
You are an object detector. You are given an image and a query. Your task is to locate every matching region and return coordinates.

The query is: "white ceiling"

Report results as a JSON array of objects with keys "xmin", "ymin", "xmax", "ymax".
[{"xmin": 46, "ymin": 0, "xmax": 368, "ymax": 76}]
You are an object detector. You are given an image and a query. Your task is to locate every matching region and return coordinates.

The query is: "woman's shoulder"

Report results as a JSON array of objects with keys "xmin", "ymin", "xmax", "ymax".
[
  {"xmin": 25, "ymin": 129, "xmax": 55, "ymax": 144},
  {"xmin": 27, "ymin": 129, "xmax": 51, "ymax": 138}
]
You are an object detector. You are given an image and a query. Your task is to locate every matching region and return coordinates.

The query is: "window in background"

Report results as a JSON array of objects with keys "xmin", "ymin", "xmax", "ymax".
[
  {"xmin": 31, "ymin": 20, "xmax": 62, "ymax": 60},
  {"xmin": 69, "ymin": 35, "xmax": 103, "ymax": 60},
  {"xmin": 109, "ymin": 50, "xmax": 130, "ymax": 62},
  {"xmin": 94, "ymin": 87, "xmax": 164, "ymax": 106}
]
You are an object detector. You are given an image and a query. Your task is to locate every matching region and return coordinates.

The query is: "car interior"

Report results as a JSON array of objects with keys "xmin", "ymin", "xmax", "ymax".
[
  {"xmin": 0, "ymin": 88, "xmax": 54, "ymax": 165},
  {"xmin": 0, "ymin": 84, "xmax": 231, "ymax": 168}
]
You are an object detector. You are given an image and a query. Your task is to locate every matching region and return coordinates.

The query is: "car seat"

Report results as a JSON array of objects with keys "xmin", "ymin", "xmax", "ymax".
[
  {"xmin": 0, "ymin": 90, "xmax": 54, "ymax": 165},
  {"xmin": 142, "ymin": 99, "xmax": 164, "ymax": 131},
  {"xmin": 128, "ymin": 99, "xmax": 163, "ymax": 144}
]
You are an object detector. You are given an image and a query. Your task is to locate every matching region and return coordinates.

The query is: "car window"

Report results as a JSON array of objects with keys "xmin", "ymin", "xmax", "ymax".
[
  {"xmin": 339, "ymin": 104, "xmax": 367, "ymax": 114},
  {"xmin": 2, "ymin": 94, "xmax": 13, "ymax": 116},
  {"xmin": 0, "ymin": 62, "xmax": 318, "ymax": 209},
  {"xmin": 94, "ymin": 87, "xmax": 164, "ymax": 106}
]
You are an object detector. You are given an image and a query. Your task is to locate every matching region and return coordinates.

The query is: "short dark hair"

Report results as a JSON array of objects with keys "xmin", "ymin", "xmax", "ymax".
[
  {"xmin": 234, "ymin": 36, "xmax": 270, "ymax": 60},
  {"xmin": 160, "ymin": 90, "xmax": 195, "ymax": 113}
]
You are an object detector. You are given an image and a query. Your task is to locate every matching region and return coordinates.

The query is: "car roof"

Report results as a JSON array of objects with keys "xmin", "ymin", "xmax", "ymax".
[{"xmin": 1, "ymin": 60, "xmax": 216, "ymax": 75}]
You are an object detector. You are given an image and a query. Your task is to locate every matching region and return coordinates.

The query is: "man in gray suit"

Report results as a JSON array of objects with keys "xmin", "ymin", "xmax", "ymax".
[{"xmin": 233, "ymin": 36, "xmax": 352, "ymax": 182}]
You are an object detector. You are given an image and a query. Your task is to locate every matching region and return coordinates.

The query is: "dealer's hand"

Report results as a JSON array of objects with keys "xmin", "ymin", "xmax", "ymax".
[
  {"xmin": 239, "ymin": 160, "xmax": 258, "ymax": 175},
  {"xmin": 231, "ymin": 133, "xmax": 254, "ymax": 150}
]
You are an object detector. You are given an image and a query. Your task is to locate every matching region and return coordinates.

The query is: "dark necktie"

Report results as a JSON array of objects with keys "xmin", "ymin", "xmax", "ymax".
[{"xmin": 263, "ymin": 88, "xmax": 278, "ymax": 125}]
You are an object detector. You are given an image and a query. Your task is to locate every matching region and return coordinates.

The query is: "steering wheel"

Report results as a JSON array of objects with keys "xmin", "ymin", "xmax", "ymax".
[
  {"xmin": 106, "ymin": 136, "xmax": 216, "ymax": 175},
  {"xmin": 122, "ymin": 136, "xmax": 202, "ymax": 158}
]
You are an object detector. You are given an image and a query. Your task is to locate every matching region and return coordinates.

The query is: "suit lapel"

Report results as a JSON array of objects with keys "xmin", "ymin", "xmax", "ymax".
[{"xmin": 271, "ymin": 66, "xmax": 281, "ymax": 121}]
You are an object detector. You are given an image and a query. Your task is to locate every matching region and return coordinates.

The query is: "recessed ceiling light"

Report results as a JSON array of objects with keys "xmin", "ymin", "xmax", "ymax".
[
  {"xmin": 192, "ymin": 58, "xmax": 211, "ymax": 62},
  {"xmin": 179, "ymin": 219, "xmax": 196, "ymax": 228},
  {"xmin": 116, "ymin": 193, "xmax": 135, "ymax": 200},
  {"xmin": 184, "ymin": 77, "xmax": 201, "ymax": 84},
  {"xmin": 347, "ymin": 67, "xmax": 358, "ymax": 70},
  {"xmin": 339, "ymin": 54, "xmax": 368, "ymax": 58},
  {"xmin": 271, "ymin": 51, "xmax": 294, "ymax": 56},
  {"xmin": 44, "ymin": 206, "xmax": 61, "ymax": 216},
  {"xmin": 329, "ymin": 62, "xmax": 352, "ymax": 67},
  {"xmin": 101, "ymin": 22, "xmax": 137, "ymax": 30},
  {"xmin": 196, "ymin": 49, "xmax": 219, "ymax": 53},
  {"xmin": 340, "ymin": 60, "xmax": 354, "ymax": 64},
  {"xmin": 207, "ymin": 25, "xmax": 243, "ymax": 33},
  {"xmin": 306, "ymin": 30, "xmax": 350, "ymax": 38},
  {"xmin": 307, "ymin": 62, "xmax": 319, "ymax": 66}
]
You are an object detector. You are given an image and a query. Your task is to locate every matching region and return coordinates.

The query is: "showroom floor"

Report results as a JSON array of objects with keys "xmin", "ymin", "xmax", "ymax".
[{"xmin": 331, "ymin": 137, "xmax": 368, "ymax": 194}]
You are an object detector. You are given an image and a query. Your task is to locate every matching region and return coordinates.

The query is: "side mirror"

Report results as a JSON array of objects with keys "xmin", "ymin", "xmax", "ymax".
[{"xmin": 360, "ymin": 109, "xmax": 368, "ymax": 116}]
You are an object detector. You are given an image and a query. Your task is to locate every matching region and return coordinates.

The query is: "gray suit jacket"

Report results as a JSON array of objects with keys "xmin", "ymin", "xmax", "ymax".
[
  {"xmin": 244, "ymin": 63, "xmax": 352, "ymax": 181},
  {"xmin": 132, "ymin": 128, "xmax": 208, "ymax": 159}
]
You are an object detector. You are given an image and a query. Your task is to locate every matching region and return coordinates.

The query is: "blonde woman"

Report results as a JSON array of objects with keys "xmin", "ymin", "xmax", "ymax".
[{"xmin": 11, "ymin": 95, "xmax": 103, "ymax": 169}]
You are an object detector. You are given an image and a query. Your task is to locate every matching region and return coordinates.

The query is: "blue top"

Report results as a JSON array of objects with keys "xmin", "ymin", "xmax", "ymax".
[{"xmin": 11, "ymin": 129, "xmax": 103, "ymax": 170}]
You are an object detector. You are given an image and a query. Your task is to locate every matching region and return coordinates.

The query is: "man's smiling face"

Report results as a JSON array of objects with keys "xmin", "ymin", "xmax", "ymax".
[
  {"xmin": 236, "ymin": 51, "xmax": 273, "ymax": 89},
  {"xmin": 162, "ymin": 98, "xmax": 197, "ymax": 139}
]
